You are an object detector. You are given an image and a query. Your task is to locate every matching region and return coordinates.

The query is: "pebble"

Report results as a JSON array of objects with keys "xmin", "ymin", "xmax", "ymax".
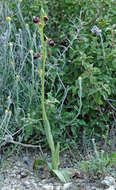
[{"xmin": 101, "ymin": 176, "xmax": 116, "ymax": 187}]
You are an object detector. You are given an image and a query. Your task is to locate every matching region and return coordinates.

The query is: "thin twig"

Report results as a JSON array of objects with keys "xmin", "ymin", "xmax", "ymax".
[
  {"xmin": 1, "ymin": 137, "xmax": 40, "ymax": 148},
  {"xmin": 10, "ymin": 140, "xmax": 41, "ymax": 148}
]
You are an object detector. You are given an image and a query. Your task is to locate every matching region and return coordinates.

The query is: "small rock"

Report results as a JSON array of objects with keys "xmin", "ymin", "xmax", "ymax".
[
  {"xmin": 20, "ymin": 170, "xmax": 29, "ymax": 178},
  {"xmin": 16, "ymin": 161, "xmax": 22, "ymax": 167},
  {"xmin": 41, "ymin": 184, "xmax": 53, "ymax": 190},
  {"xmin": 14, "ymin": 166, "xmax": 19, "ymax": 170},
  {"xmin": 23, "ymin": 180, "xmax": 30, "ymax": 187},
  {"xmin": 16, "ymin": 175, "xmax": 21, "ymax": 179},
  {"xmin": 101, "ymin": 176, "xmax": 115, "ymax": 187},
  {"xmin": 106, "ymin": 186, "xmax": 116, "ymax": 190},
  {"xmin": 91, "ymin": 187, "xmax": 98, "ymax": 190},
  {"xmin": 86, "ymin": 186, "xmax": 103, "ymax": 190},
  {"xmin": 63, "ymin": 183, "xmax": 72, "ymax": 190}
]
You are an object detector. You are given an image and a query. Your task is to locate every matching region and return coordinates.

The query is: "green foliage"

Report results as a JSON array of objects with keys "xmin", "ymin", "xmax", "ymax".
[
  {"xmin": 78, "ymin": 139, "xmax": 116, "ymax": 177},
  {"xmin": 78, "ymin": 150, "xmax": 116, "ymax": 177},
  {"xmin": 22, "ymin": 106, "xmax": 44, "ymax": 143},
  {"xmin": 0, "ymin": 0, "xmax": 116, "ymax": 149},
  {"xmin": 45, "ymin": 0, "xmax": 116, "ymax": 138}
]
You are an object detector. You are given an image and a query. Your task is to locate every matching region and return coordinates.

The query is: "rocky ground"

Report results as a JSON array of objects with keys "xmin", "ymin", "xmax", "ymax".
[{"xmin": 0, "ymin": 148, "xmax": 116, "ymax": 190}]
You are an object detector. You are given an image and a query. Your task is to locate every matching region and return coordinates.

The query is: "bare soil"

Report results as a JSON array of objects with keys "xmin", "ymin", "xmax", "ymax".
[{"xmin": 0, "ymin": 148, "xmax": 115, "ymax": 190}]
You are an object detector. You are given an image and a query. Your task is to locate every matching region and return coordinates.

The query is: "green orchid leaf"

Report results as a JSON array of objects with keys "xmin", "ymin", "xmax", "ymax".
[{"xmin": 52, "ymin": 169, "xmax": 70, "ymax": 183}]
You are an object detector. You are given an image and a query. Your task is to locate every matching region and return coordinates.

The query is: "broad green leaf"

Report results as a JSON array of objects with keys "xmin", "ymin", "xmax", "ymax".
[{"xmin": 52, "ymin": 169, "xmax": 70, "ymax": 183}]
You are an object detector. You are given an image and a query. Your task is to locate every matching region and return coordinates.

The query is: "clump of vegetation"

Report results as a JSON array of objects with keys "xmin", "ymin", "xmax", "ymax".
[{"xmin": 78, "ymin": 139, "xmax": 116, "ymax": 178}]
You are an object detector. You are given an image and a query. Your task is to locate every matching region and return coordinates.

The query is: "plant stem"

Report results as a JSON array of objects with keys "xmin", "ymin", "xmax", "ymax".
[
  {"xmin": 40, "ymin": 23, "xmax": 55, "ymax": 157},
  {"xmin": 40, "ymin": 26, "xmax": 46, "ymax": 121},
  {"xmin": 38, "ymin": 7, "xmax": 59, "ymax": 170}
]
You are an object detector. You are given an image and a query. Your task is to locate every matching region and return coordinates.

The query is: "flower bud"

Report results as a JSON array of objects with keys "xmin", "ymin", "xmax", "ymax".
[
  {"xmin": 78, "ymin": 77, "xmax": 82, "ymax": 81},
  {"xmin": 10, "ymin": 61, "xmax": 14, "ymax": 65},
  {"xmin": 16, "ymin": 74, "xmax": 19, "ymax": 79},
  {"xmin": 6, "ymin": 17, "xmax": 11, "ymax": 22},
  {"xmin": 29, "ymin": 50, "xmax": 34, "ymax": 54}
]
